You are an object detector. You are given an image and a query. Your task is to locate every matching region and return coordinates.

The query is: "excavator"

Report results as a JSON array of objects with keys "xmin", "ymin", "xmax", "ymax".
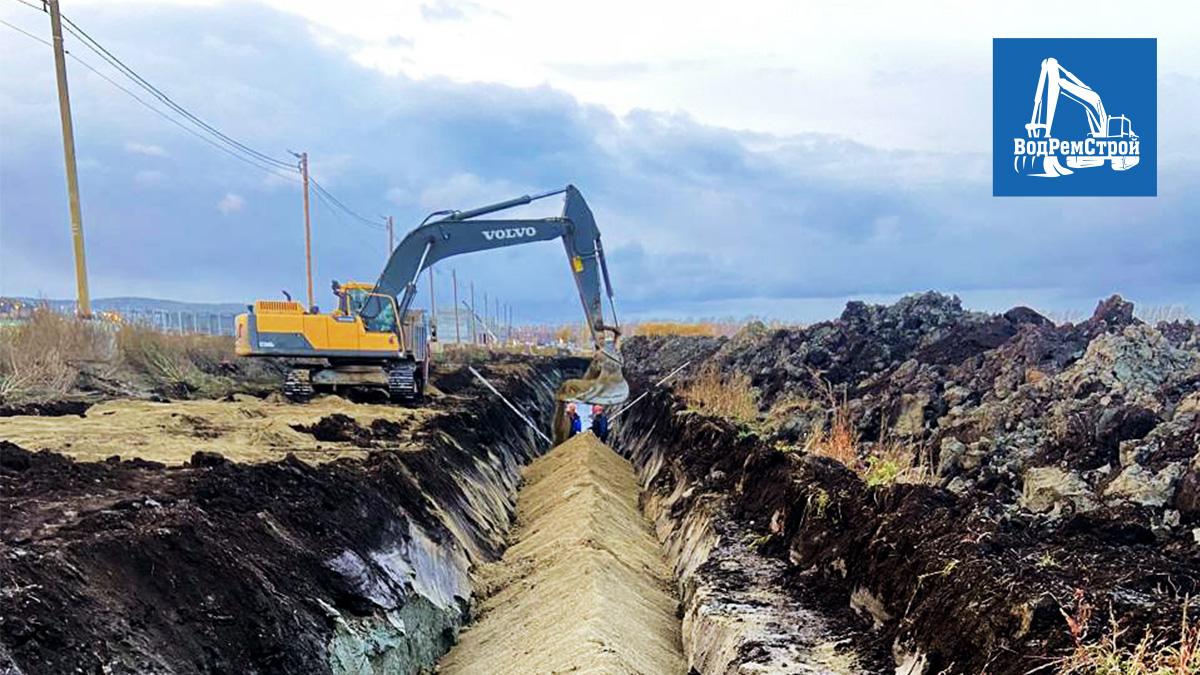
[
  {"xmin": 235, "ymin": 185, "xmax": 628, "ymax": 408},
  {"xmin": 1018, "ymin": 57, "xmax": 1139, "ymax": 177}
]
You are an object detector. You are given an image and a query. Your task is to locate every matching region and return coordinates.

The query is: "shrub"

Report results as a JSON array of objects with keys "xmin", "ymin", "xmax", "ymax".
[
  {"xmin": 802, "ymin": 371, "xmax": 932, "ymax": 486},
  {"xmin": 802, "ymin": 375, "xmax": 859, "ymax": 467},
  {"xmin": 680, "ymin": 365, "xmax": 759, "ymax": 424},
  {"xmin": 0, "ymin": 308, "xmax": 109, "ymax": 402},
  {"xmin": 115, "ymin": 324, "xmax": 218, "ymax": 390}
]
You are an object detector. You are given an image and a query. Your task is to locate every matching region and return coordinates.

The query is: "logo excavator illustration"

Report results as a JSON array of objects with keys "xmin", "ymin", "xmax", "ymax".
[{"xmin": 1016, "ymin": 57, "xmax": 1139, "ymax": 177}]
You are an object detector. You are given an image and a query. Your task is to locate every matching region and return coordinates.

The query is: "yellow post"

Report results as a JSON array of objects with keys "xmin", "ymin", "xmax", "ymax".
[
  {"xmin": 47, "ymin": 0, "xmax": 91, "ymax": 317},
  {"xmin": 300, "ymin": 152, "xmax": 314, "ymax": 311}
]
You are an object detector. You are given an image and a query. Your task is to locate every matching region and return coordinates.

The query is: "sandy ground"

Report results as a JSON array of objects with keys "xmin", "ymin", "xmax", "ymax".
[
  {"xmin": 0, "ymin": 395, "xmax": 432, "ymax": 465},
  {"xmin": 437, "ymin": 432, "xmax": 685, "ymax": 675}
]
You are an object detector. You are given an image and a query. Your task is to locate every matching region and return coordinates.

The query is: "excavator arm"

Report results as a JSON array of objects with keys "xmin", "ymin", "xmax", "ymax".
[
  {"xmin": 371, "ymin": 185, "xmax": 619, "ymax": 350},
  {"xmin": 365, "ymin": 184, "xmax": 628, "ymax": 406}
]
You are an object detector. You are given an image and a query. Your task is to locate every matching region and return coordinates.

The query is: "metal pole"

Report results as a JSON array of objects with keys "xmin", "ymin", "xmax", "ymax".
[
  {"xmin": 452, "ymin": 268, "xmax": 460, "ymax": 344},
  {"xmin": 427, "ymin": 267, "xmax": 438, "ymax": 342},
  {"xmin": 468, "ymin": 367, "xmax": 551, "ymax": 444},
  {"xmin": 611, "ymin": 360, "xmax": 693, "ymax": 420},
  {"xmin": 483, "ymin": 292, "xmax": 489, "ymax": 346},
  {"xmin": 300, "ymin": 152, "xmax": 314, "ymax": 311},
  {"xmin": 46, "ymin": 0, "xmax": 91, "ymax": 318},
  {"xmin": 470, "ymin": 282, "xmax": 477, "ymax": 344}
]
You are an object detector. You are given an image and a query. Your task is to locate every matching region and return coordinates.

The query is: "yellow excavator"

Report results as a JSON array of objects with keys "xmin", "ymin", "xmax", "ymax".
[{"xmin": 235, "ymin": 185, "xmax": 628, "ymax": 406}]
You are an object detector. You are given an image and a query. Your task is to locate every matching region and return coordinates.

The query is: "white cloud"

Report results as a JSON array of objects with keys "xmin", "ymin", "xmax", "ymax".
[
  {"xmin": 133, "ymin": 169, "xmax": 166, "ymax": 186},
  {"xmin": 125, "ymin": 141, "xmax": 167, "ymax": 157},
  {"xmin": 217, "ymin": 192, "xmax": 244, "ymax": 214}
]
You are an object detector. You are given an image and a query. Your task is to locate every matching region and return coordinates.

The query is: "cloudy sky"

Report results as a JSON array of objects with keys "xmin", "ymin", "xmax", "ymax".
[{"xmin": 1, "ymin": 0, "xmax": 1197, "ymax": 322}]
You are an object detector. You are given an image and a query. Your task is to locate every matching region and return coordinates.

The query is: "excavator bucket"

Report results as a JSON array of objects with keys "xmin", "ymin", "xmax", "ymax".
[
  {"xmin": 552, "ymin": 343, "xmax": 629, "ymax": 445},
  {"xmin": 557, "ymin": 343, "xmax": 629, "ymax": 406}
]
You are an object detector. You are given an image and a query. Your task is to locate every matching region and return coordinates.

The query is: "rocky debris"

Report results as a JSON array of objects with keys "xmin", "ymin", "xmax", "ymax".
[
  {"xmin": 628, "ymin": 293, "xmax": 1200, "ymax": 526},
  {"xmin": 616, "ymin": 388, "xmax": 1199, "ymax": 675},
  {"xmin": 1021, "ymin": 466, "xmax": 1095, "ymax": 514}
]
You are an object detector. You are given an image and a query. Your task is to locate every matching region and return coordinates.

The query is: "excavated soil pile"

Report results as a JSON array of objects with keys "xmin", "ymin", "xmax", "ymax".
[
  {"xmin": 0, "ymin": 362, "xmax": 566, "ymax": 675},
  {"xmin": 619, "ymin": 293, "xmax": 1200, "ymax": 674},
  {"xmin": 437, "ymin": 432, "xmax": 685, "ymax": 675}
]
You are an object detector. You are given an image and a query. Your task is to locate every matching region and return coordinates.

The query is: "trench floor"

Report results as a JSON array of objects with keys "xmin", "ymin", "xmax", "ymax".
[{"xmin": 437, "ymin": 432, "xmax": 685, "ymax": 674}]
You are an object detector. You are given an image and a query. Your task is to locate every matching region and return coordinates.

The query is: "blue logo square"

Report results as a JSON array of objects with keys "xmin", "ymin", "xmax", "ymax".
[{"xmin": 993, "ymin": 38, "xmax": 1156, "ymax": 197}]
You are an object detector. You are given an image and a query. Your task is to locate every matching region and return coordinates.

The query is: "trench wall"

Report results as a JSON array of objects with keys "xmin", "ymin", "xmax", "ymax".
[{"xmin": 0, "ymin": 360, "xmax": 572, "ymax": 675}]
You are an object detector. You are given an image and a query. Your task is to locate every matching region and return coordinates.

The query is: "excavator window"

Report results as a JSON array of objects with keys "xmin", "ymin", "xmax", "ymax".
[{"xmin": 358, "ymin": 293, "xmax": 399, "ymax": 333}]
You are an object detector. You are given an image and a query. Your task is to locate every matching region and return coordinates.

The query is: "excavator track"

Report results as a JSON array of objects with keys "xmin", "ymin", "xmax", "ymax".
[
  {"xmin": 387, "ymin": 363, "xmax": 422, "ymax": 401},
  {"xmin": 282, "ymin": 369, "xmax": 315, "ymax": 402}
]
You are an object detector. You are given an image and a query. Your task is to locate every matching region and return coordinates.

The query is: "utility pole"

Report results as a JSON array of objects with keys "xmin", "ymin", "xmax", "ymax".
[
  {"xmin": 427, "ymin": 267, "xmax": 438, "ymax": 342},
  {"xmin": 47, "ymin": 0, "xmax": 91, "ymax": 317},
  {"xmin": 387, "ymin": 216, "xmax": 394, "ymax": 255},
  {"xmin": 452, "ymin": 268, "xmax": 460, "ymax": 344},
  {"xmin": 483, "ymin": 292, "xmax": 489, "ymax": 345},
  {"xmin": 298, "ymin": 152, "xmax": 314, "ymax": 311},
  {"xmin": 470, "ymin": 282, "xmax": 477, "ymax": 344},
  {"xmin": 494, "ymin": 297, "xmax": 500, "ymax": 345}
]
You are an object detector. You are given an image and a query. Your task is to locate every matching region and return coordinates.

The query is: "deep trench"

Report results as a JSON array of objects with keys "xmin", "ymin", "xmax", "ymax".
[{"xmin": 2, "ymin": 359, "xmax": 885, "ymax": 674}]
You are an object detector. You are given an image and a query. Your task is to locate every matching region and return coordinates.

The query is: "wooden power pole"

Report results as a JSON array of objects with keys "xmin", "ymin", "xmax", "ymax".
[
  {"xmin": 46, "ymin": 0, "xmax": 91, "ymax": 317},
  {"xmin": 387, "ymin": 216, "xmax": 393, "ymax": 255},
  {"xmin": 298, "ymin": 152, "xmax": 314, "ymax": 311}
]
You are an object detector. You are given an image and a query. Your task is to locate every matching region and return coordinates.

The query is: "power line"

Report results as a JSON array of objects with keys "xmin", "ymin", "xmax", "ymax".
[
  {"xmin": 9, "ymin": 0, "xmax": 43, "ymax": 12},
  {"xmin": 56, "ymin": 15, "xmax": 296, "ymax": 170},
  {"xmin": 0, "ymin": 16, "xmax": 301, "ymax": 184},
  {"xmin": 4, "ymin": 5, "xmax": 386, "ymax": 235},
  {"xmin": 311, "ymin": 178, "xmax": 386, "ymax": 230},
  {"xmin": 0, "ymin": 17, "xmax": 47, "ymax": 45}
]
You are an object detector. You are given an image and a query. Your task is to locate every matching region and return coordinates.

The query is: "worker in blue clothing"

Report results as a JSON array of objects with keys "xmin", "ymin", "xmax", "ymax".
[
  {"xmin": 590, "ymin": 404, "xmax": 609, "ymax": 443},
  {"xmin": 566, "ymin": 402, "xmax": 582, "ymax": 438}
]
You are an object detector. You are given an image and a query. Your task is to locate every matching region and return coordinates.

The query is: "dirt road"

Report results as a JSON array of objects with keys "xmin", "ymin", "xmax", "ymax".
[{"xmin": 437, "ymin": 432, "xmax": 685, "ymax": 674}]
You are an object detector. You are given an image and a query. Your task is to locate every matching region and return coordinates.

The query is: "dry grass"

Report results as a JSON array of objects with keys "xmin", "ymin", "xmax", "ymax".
[
  {"xmin": 633, "ymin": 321, "xmax": 722, "ymax": 337},
  {"xmin": 0, "ymin": 308, "xmax": 110, "ymax": 401},
  {"xmin": 1030, "ymin": 592, "xmax": 1200, "ymax": 675},
  {"xmin": 800, "ymin": 371, "xmax": 932, "ymax": 487},
  {"xmin": 802, "ymin": 377, "xmax": 859, "ymax": 467},
  {"xmin": 680, "ymin": 365, "xmax": 759, "ymax": 424},
  {"xmin": 115, "ymin": 324, "xmax": 227, "ymax": 390},
  {"xmin": 860, "ymin": 440, "xmax": 932, "ymax": 488},
  {"xmin": 0, "ymin": 308, "xmax": 264, "ymax": 403}
]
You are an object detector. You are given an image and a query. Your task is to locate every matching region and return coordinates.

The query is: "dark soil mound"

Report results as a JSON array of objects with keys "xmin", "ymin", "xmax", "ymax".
[{"xmin": 0, "ymin": 399, "xmax": 92, "ymax": 417}]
